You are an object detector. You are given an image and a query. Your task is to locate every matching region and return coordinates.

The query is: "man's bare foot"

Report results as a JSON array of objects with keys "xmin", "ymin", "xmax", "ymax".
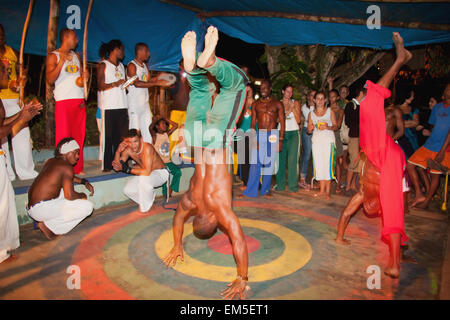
[
  {"xmin": 237, "ymin": 194, "xmax": 248, "ymax": 199},
  {"xmin": 181, "ymin": 31, "xmax": 197, "ymax": 72},
  {"xmin": 1, "ymin": 254, "xmax": 18, "ymax": 264},
  {"xmin": 384, "ymin": 265, "xmax": 400, "ymax": 279},
  {"xmin": 411, "ymin": 195, "xmax": 426, "ymax": 207},
  {"xmin": 197, "ymin": 26, "xmax": 218, "ymax": 69},
  {"xmin": 392, "ymin": 32, "xmax": 412, "ymax": 65},
  {"xmin": 239, "ymin": 185, "xmax": 246, "ymax": 191},
  {"xmin": 37, "ymin": 222, "xmax": 57, "ymax": 240},
  {"xmin": 335, "ymin": 238, "xmax": 351, "ymax": 245},
  {"xmin": 415, "ymin": 199, "xmax": 430, "ymax": 210}
]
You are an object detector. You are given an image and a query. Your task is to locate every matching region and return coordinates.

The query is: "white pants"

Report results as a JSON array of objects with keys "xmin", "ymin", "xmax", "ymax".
[
  {"xmin": 0, "ymin": 153, "xmax": 20, "ymax": 263},
  {"xmin": 1, "ymin": 98, "xmax": 38, "ymax": 181},
  {"xmin": 123, "ymin": 169, "xmax": 169, "ymax": 212},
  {"xmin": 128, "ymin": 105, "xmax": 152, "ymax": 144},
  {"xmin": 27, "ymin": 189, "xmax": 94, "ymax": 235}
]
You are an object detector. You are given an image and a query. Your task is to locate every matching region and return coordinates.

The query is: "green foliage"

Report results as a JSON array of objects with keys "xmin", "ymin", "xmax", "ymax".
[
  {"xmin": 425, "ymin": 44, "xmax": 450, "ymax": 78},
  {"xmin": 267, "ymin": 47, "xmax": 313, "ymax": 100}
]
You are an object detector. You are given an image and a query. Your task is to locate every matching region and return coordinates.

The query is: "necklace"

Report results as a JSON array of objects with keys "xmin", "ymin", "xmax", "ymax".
[{"xmin": 261, "ymin": 96, "xmax": 272, "ymax": 103}]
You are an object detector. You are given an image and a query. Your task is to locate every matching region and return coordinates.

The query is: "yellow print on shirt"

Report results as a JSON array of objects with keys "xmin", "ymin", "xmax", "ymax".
[{"xmin": 65, "ymin": 64, "xmax": 79, "ymax": 74}]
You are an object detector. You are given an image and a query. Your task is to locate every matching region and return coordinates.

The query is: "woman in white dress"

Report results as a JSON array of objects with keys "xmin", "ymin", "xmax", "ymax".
[{"xmin": 307, "ymin": 91, "xmax": 338, "ymax": 200}]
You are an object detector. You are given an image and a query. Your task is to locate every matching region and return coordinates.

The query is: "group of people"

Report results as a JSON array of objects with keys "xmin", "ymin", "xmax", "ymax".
[{"xmin": 1, "ymin": 23, "xmax": 449, "ymax": 300}]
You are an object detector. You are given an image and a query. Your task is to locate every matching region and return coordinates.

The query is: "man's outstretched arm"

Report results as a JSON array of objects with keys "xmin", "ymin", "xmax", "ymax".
[{"xmin": 163, "ymin": 196, "xmax": 193, "ymax": 267}]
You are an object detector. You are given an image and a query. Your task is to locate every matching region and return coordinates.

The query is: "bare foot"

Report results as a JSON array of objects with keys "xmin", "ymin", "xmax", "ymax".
[
  {"xmin": 415, "ymin": 199, "xmax": 430, "ymax": 210},
  {"xmin": 384, "ymin": 266, "xmax": 400, "ymax": 279},
  {"xmin": 1, "ymin": 254, "xmax": 18, "ymax": 264},
  {"xmin": 37, "ymin": 222, "xmax": 57, "ymax": 240},
  {"xmin": 237, "ymin": 194, "xmax": 249, "ymax": 199},
  {"xmin": 324, "ymin": 194, "xmax": 331, "ymax": 201},
  {"xmin": 197, "ymin": 26, "xmax": 218, "ymax": 69},
  {"xmin": 335, "ymin": 238, "xmax": 351, "ymax": 246},
  {"xmin": 392, "ymin": 32, "xmax": 412, "ymax": 64},
  {"xmin": 411, "ymin": 195, "xmax": 426, "ymax": 207},
  {"xmin": 181, "ymin": 31, "xmax": 197, "ymax": 72},
  {"xmin": 239, "ymin": 185, "xmax": 246, "ymax": 191}
]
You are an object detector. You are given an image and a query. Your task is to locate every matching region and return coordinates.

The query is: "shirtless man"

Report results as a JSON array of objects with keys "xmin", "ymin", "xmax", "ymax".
[
  {"xmin": 112, "ymin": 129, "xmax": 169, "ymax": 214},
  {"xmin": 241, "ymin": 79, "xmax": 285, "ymax": 198},
  {"xmin": 28, "ymin": 138, "xmax": 94, "ymax": 240},
  {"xmin": 163, "ymin": 27, "xmax": 250, "ymax": 300},
  {"xmin": 1, "ymin": 64, "xmax": 41, "ymax": 261},
  {"xmin": 335, "ymin": 32, "xmax": 411, "ymax": 279}
]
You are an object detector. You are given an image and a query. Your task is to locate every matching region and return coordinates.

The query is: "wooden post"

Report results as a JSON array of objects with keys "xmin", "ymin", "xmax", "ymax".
[{"xmin": 45, "ymin": 0, "xmax": 59, "ymax": 147}]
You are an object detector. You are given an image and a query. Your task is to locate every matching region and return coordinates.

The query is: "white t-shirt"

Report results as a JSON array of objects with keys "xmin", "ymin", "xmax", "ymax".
[
  {"xmin": 301, "ymin": 103, "xmax": 314, "ymax": 128},
  {"xmin": 52, "ymin": 50, "xmax": 84, "ymax": 101},
  {"xmin": 101, "ymin": 60, "xmax": 128, "ymax": 110}
]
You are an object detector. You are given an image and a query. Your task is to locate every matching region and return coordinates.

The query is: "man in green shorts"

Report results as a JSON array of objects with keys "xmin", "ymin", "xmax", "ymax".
[{"xmin": 163, "ymin": 26, "xmax": 251, "ymax": 300}]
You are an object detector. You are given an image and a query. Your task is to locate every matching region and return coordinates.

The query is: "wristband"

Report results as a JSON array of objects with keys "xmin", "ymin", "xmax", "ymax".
[
  {"xmin": 80, "ymin": 178, "xmax": 88, "ymax": 185},
  {"xmin": 120, "ymin": 160, "xmax": 132, "ymax": 174}
]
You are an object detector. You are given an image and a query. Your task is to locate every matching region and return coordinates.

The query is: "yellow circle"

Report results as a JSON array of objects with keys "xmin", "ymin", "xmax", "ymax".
[{"xmin": 155, "ymin": 218, "xmax": 312, "ymax": 283}]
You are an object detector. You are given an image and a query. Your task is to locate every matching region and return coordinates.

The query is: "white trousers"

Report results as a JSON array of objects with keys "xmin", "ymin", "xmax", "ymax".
[
  {"xmin": 123, "ymin": 169, "xmax": 169, "ymax": 212},
  {"xmin": 27, "ymin": 189, "xmax": 94, "ymax": 235},
  {"xmin": 1, "ymin": 98, "xmax": 38, "ymax": 181},
  {"xmin": 0, "ymin": 153, "xmax": 20, "ymax": 263},
  {"xmin": 128, "ymin": 104, "xmax": 153, "ymax": 144}
]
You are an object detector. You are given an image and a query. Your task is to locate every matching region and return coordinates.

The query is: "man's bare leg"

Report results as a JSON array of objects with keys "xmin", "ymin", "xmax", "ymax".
[
  {"xmin": 197, "ymin": 26, "xmax": 219, "ymax": 69},
  {"xmin": 336, "ymin": 190, "xmax": 364, "ymax": 245},
  {"xmin": 415, "ymin": 173, "xmax": 440, "ymax": 209},
  {"xmin": 385, "ymin": 233, "xmax": 401, "ymax": 278},
  {"xmin": 407, "ymin": 162, "xmax": 427, "ymax": 206},
  {"xmin": 37, "ymin": 221, "xmax": 57, "ymax": 240},
  {"xmin": 181, "ymin": 31, "xmax": 197, "ymax": 73}
]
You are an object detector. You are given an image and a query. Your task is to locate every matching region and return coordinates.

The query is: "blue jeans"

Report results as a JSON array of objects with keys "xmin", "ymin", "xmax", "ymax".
[
  {"xmin": 243, "ymin": 130, "xmax": 278, "ymax": 197},
  {"xmin": 300, "ymin": 127, "xmax": 312, "ymax": 179}
]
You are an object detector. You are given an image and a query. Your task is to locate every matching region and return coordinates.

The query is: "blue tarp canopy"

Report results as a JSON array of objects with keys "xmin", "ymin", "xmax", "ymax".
[{"xmin": 0, "ymin": 0, "xmax": 449, "ymax": 72}]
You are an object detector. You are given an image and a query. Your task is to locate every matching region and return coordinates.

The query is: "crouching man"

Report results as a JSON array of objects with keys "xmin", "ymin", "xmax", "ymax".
[
  {"xmin": 27, "ymin": 138, "xmax": 94, "ymax": 240},
  {"xmin": 112, "ymin": 129, "xmax": 169, "ymax": 214}
]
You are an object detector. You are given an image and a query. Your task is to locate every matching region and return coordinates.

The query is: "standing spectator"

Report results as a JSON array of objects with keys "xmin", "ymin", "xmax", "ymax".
[
  {"xmin": 46, "ymin": 28, "xmax": 89, "ymax": 175},
  {"xmin": 127, "ymin": 43, "xmax": 171, "ymax": 144},
  {"xmin": 308, "ymin": 91, "xmax": 337, "ymax": 200},
  {"xmin": 275, "ymin": 84, "xmax": 301, "ymax": 193},
  {"xmin": 344, "ymin": 82, "xmax": 364, "ymax": 193},
  {"xmin": 235, "ymin": 84, "xmax": 254, "ymax": 190},
  {"xmin": 299, "ymin": 89, "xmax": 316, "ymax": 189},
  {"xmin": 150, "ymin": 115, "xmax": 181, "ymax": 197},
  {"xmin": 398, "ymin": 90, "xmax": 419, "ymax": 152},
  {"xmin": 338, "ymin": 85, "xmax": 350, "ymax": 109},
  {"xmin": 1, "ymin": 59, "xmax": 42, "ymax": 263},
  {"xmin": 408, "ymin": 84, "xmax": 450, "ymax": 209},
  {"xmin": 97, "ymin": 40, "xmax": 128, "ymax": 172},
  {"xmin": 329, "ymin": 89, "xmax": 345, "ymax": 193},
  {"xmin": 0, "ymin": 24, "xmax": 38, "ymax": 181}
]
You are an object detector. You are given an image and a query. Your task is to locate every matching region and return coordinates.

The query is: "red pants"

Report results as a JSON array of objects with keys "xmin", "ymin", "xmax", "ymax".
[
  {"xmin": 55, "ymin": 99, "xmax": 86, "ymax": 174},
  {"xmin": 360, "ymin": 81, "xmax": 408, "ymax": 246}
]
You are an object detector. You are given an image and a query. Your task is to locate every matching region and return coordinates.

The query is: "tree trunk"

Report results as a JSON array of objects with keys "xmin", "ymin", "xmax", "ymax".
[{"xmin": 45, "ymin": 0, "xmax": 59, "ymax": 147}]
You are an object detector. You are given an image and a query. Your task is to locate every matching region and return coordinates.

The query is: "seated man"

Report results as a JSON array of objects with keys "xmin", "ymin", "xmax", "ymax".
[
  {"xmin": 27, "ymin": 138, "xmax": 94, "ymax": 240},
  {"xmin": 149, "ymin": 115, "xmax": 181, "ymax": 197},
  {"xmin": 112, "ymin": 129, "xmax": 169, "ymax": 214},
  {"xmin": 407, "ymin": 84, "xmax": 450, "ymax": 209}
]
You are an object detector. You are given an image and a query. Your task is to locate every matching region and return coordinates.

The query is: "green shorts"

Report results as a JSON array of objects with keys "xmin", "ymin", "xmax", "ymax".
[{"xmin": 184, "ymin": 57, "xmax": 249, "ymax": 150}]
